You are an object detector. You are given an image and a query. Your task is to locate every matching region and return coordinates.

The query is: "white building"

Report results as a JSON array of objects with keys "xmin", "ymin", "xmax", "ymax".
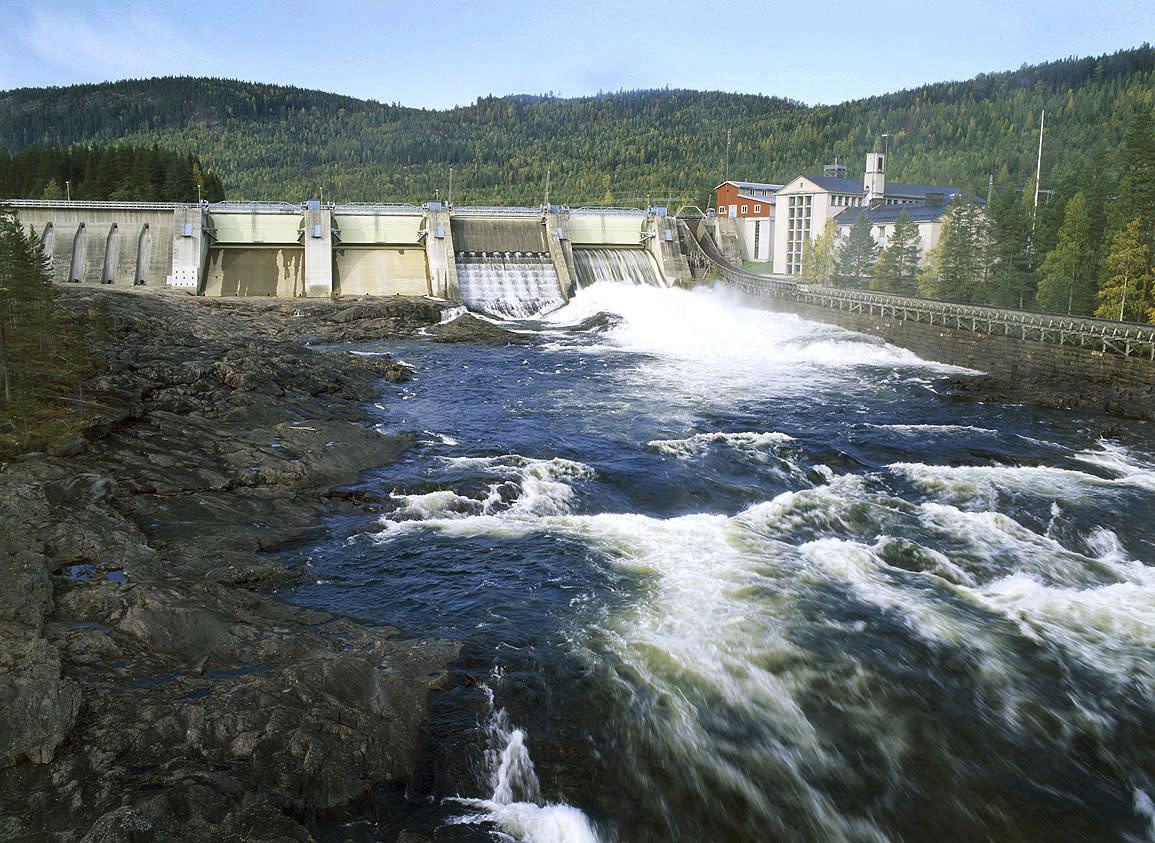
[
  {"xmin": 771, "ymin": 153, "xmax": 966, "ymax": 275},
  {"xmin": 832, "ymin": 203, "xmax": 951, "ymax": 260}
]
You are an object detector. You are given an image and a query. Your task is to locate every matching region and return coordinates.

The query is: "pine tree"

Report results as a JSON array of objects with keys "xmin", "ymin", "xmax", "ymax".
[
  {"xmin": 837, "ymin": 213, "xmax": 879, "ymax": 288},
  {"xmin": 982, "ymin": 188, "xmax": 1033, "ymax": 307},
  {"xmin": 1095, "ymin": 218, "xmax": 1152, "ymax": 322},
  {"xmin": 1119, "ymin": 106, "xmax": 1155, "ymax": 252},
  {"xmin": 871, "ymin": 210, "xmax": 921, "ymax": 294},
  {"xmin": 935, "ymin": 199, "xmax": 990, "ymax": 302},
  {"xmin": 801, "ymin": 219, "xmax": 837, "ymax": 284},
  {"xmin": 0, "ymin": 207, "xmax": 56, "ymax": 403},
  {"xmin": 40, "ymin": 180, "xmax": 64, "ymax": 200},
  {"xmin": 1036, "ymin": 192, "xmax": 1096, "ymax": 314}
]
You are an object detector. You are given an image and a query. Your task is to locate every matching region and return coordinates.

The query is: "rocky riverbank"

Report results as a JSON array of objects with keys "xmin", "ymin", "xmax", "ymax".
[{"xmin": 0, "ymin": 288, "xmax": 517, "ymax": 842}]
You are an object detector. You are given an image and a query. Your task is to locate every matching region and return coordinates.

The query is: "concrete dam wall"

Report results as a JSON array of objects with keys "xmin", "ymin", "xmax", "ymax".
[{"xmin": 7, "ymin": 200, "xmax": 689, "ymax": 316}]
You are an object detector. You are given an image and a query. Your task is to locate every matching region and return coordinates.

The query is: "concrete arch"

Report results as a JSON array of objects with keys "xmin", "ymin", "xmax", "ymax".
[
  {"xmin": 38, "ymin": 222, "xmax": 55, "ymax": 272},
  {"xmin": 101, "ymin": 223, "xmax": 120, "ymax": 284},
  {"xmin": 134, "ymin": 224, "xmax": 151, "ymax": 285},
  {"xmin": 68, "ymin": 223, "xmax": 87, "ymax": 282}
]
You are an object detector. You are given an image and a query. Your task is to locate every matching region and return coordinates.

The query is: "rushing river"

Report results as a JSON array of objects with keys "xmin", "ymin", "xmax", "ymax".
[{"xmin": 287, "ymin": 283, "xmax": 1155, "ymax": 843}]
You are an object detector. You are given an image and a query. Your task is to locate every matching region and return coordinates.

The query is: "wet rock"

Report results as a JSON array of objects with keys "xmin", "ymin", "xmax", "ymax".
[
  {"xmin": 427, "ymin": 314, "xmax": 533, "ymax": 345},
  {"xmin": 568, "ymin": 311, "xmax": 622, "ymax": 333},
  {"xmin": 79, "ymin": 807, "xmax": 154, "ymax": 843},
  {"xmin": 48, "ymin": 437, "xmax": 87, "ymax": 458},
  {"xmin": 947, "ymin": 373, "xmax": 1155, "ymax": 422},
  {"xmin": 0, "ymin": 288, "xmax": 460, "ymax": 840}
]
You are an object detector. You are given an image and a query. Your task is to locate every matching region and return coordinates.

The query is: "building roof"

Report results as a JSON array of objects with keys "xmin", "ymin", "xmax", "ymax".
[
  {"xmin": 714, "ymin": 180, "xmax": 784, "ymax": 192},
  {"xmin": 799, "ymin": 175, "xmax": 864, "ymax": 194},
  {"xmin": 886, "ymin": 182, "xmax": 966, "ymax": 199},
  {"xmin": 736, "ymin": 192, "xmax": 777, "ymax": 206},
  {"xmin": 836, "ymin": 203, "xmax": 952, "ymax": 226}
]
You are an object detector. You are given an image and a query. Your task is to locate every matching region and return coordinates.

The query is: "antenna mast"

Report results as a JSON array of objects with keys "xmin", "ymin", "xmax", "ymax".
[{"xmin": 1033, "ymin": 109, "xmax": 1045, "ymax": 220}]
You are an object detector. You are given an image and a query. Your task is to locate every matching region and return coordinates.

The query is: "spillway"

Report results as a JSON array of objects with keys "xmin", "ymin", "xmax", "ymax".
[
  {"xmin": 574, "ymin": 247, "xmax": 664, "ymax": 288},
  {"xmin": 455, "ymin": 251, "xmax": 565, "ymax": 318}
]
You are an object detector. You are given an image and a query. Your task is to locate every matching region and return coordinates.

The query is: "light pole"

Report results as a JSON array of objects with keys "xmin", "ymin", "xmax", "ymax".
[{"xmin": 65, "ymin": 180, "xmax": 71, "ymax": 202}]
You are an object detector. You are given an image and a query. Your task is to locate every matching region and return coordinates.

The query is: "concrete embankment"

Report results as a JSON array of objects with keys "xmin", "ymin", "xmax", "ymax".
[{"xmin": 0, "ymin": 288, "xmax": 482, "ymax": 842}]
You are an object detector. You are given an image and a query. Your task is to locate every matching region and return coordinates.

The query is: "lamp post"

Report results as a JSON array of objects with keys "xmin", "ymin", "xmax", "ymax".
[{"xmin": 65, "ymin": 180, "xmax": 71, "ymax": 202}]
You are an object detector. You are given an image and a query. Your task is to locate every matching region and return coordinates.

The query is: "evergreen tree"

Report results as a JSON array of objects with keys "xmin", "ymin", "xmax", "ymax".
[
  {"xmin": 1118, "ymin": 105, "xmax": 1155, "ymax": 252},
  {"xmin": 1036, "ymin": 192, "xmax": 1096, "ymax": 314},
  {"xmin": 919, "ymin": 199, "xmax": 990, "ymax": 302},
  {"xmin": 982, "ymin": 188, "xmax": 1033, "ymax": 307},
  {"xmin": 801, "ymin": 219, "xmax": 837, "ymax": 284},
  {"xmin": 0, "ymin": 207, "xmax": 56, "ymax": 403},
  {"xmin": 871, "ymin": 210, "xmax": 921, "ymax": 294},
  {"xmin": 837, "ymin": 213, "xmax": 879, "ymax": 288},
  {"xmin": 40, "ymin": 180, "xmax": 64, "ymax": 200},
  {"xmin": 1095, "ymin": 218, "xmax": 1153, "ymax": 322}
]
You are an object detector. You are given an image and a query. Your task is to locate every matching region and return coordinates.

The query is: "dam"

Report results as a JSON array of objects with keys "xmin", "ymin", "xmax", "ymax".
[
  {"xmin": 8, "ymin": 195, "xmax": 1154, "ymax": 405},
  {"xmin": 7, "ymin": 199, "xmax": 692, "ymax": 316}
]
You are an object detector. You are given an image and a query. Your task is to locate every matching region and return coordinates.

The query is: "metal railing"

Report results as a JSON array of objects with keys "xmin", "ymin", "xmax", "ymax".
[
  {"xmin": 452, "ymin": 205, "xmax": 544, "ymax": 217},
  {"xmin": 567, "ymin": 206, "xmax": 649, "ymax": 216},
  {"xmin": 206, "ymin": 201, "xmax": 303, "ymax": 213},
  {"xmin": 3, "ymin": 198, "xmax": 186, "ymax": 211},
  {"xmin": 679, "ymin": 216, "xmax": 1155, "ymax": 361},
  {"xmin": 333, "ymin": 202, "xmax": 423, "ymax": 215}
]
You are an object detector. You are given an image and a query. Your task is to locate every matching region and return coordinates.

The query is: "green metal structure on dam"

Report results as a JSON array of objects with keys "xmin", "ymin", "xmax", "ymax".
[{"xmin": 6, "ymin": 199, "xmax": 693, "ymax": 312}]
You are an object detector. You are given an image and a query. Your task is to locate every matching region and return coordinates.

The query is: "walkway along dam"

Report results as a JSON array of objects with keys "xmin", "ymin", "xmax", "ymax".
[{"xmin": 9, "ymin": 198, "xmax": 1155, "ymax": 415}]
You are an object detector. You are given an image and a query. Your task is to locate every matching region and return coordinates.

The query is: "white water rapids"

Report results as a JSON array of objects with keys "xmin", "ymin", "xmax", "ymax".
[{"xmin": 361, "ymin": 283, "xmax": 1155, "ymax": 842}]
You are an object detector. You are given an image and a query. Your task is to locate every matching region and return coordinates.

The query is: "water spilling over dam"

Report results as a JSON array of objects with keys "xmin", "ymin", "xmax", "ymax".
[
  {"xmin": 573, "ymin": 247, "xmax": 664, "ymax": 288},
  {"xmin": 455, "ymin": 251, "xmax": 564, "ymax": 318}
]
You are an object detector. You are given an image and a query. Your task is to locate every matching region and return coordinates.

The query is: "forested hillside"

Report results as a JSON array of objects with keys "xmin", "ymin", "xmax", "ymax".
[
  {"xmin": 1, "ymin": 46, "xmax": 1152, "ymax": 208},
  {"xmin": 0, "ymin": 145, "xmax": 225, "ymax": 202}
]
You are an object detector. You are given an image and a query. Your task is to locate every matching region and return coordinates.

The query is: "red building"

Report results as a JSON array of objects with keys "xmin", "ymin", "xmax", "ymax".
[
  {"xmin": 713, "ymin": 180, "xmax": 782, "ymax": 218},
  {"xmin": 713, "ymin": 180, "xmax": 783, "ymax": 262}
]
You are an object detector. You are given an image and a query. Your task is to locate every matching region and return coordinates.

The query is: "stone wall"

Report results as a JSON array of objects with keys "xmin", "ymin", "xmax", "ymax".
[{"xmin": 767, "ymin": 296, "xmax": 1155, "ymax": 388}]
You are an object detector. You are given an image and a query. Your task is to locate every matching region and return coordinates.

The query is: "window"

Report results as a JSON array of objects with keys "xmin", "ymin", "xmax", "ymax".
[
  {"xmin": 754, "ymin": 204, "xmax": 761, "ymax": 213},
  {"xmin": 785, "ymin": 194, "xmax": 813, "ymax": 275},
  {"xmin": 753, "ymin": 220, "xmax": 761, "ymax": 256},
  {"xmin": 741, "ymin": 205, "xmax": 748, "ymax": 214}
]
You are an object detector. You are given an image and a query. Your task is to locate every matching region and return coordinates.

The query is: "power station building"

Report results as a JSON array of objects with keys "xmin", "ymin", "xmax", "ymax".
[{"xmin": 715, "ymin": 153, "xmax": 967, "ymax": 274}]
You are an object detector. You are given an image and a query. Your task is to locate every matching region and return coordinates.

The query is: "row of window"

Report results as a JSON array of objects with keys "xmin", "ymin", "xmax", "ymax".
[
  {"xmin": 831, "ymin": 194, "xmax": 862, "ymax": 207},
  {"xmin": 785, "ymin": 195, "xmax": 813, "ymax": 275},
  {"xmin": 720, "ymin": 203, "xmax": 764, "ymax": 216}
]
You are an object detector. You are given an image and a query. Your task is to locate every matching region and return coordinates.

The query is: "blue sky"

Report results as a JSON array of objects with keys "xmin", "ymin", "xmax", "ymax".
[{"xmin": 0, "ymin": 0, "xmax": 1150, "ymax": 108}]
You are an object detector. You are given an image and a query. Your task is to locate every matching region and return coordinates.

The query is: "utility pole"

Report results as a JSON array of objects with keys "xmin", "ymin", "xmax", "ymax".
[
  {"xmin": 448, "ymin": 167, "xmax": 454, "ymax": 207},
  {"xmin": 987, "ymin": 174, "xmax": 994, "ymax": 204},
  {"xmin": 1033, "ymin": 109, "xmax": 1045, "ymax": 224},
  {"xmin": 320, "ymin": 186, "xmax": 324, "ymax": 207},
  {"xmin": 724, "ymin": 128, "xmax": 731, "ymax": 181},
  {"xmin": 543, "ymin": 169, "xmax": 551, "ymax": 208}
]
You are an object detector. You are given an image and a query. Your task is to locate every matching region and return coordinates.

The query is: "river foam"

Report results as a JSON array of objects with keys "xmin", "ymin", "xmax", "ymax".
[{"xmin": 314, "ymin": 281, "xmax": 1155, "ymax": 840}]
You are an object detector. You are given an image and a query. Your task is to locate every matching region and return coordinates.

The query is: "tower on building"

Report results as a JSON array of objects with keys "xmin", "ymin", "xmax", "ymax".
[{"xmin": 864, "ymin": 152, "xmax": 886, "ymax": 206}]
